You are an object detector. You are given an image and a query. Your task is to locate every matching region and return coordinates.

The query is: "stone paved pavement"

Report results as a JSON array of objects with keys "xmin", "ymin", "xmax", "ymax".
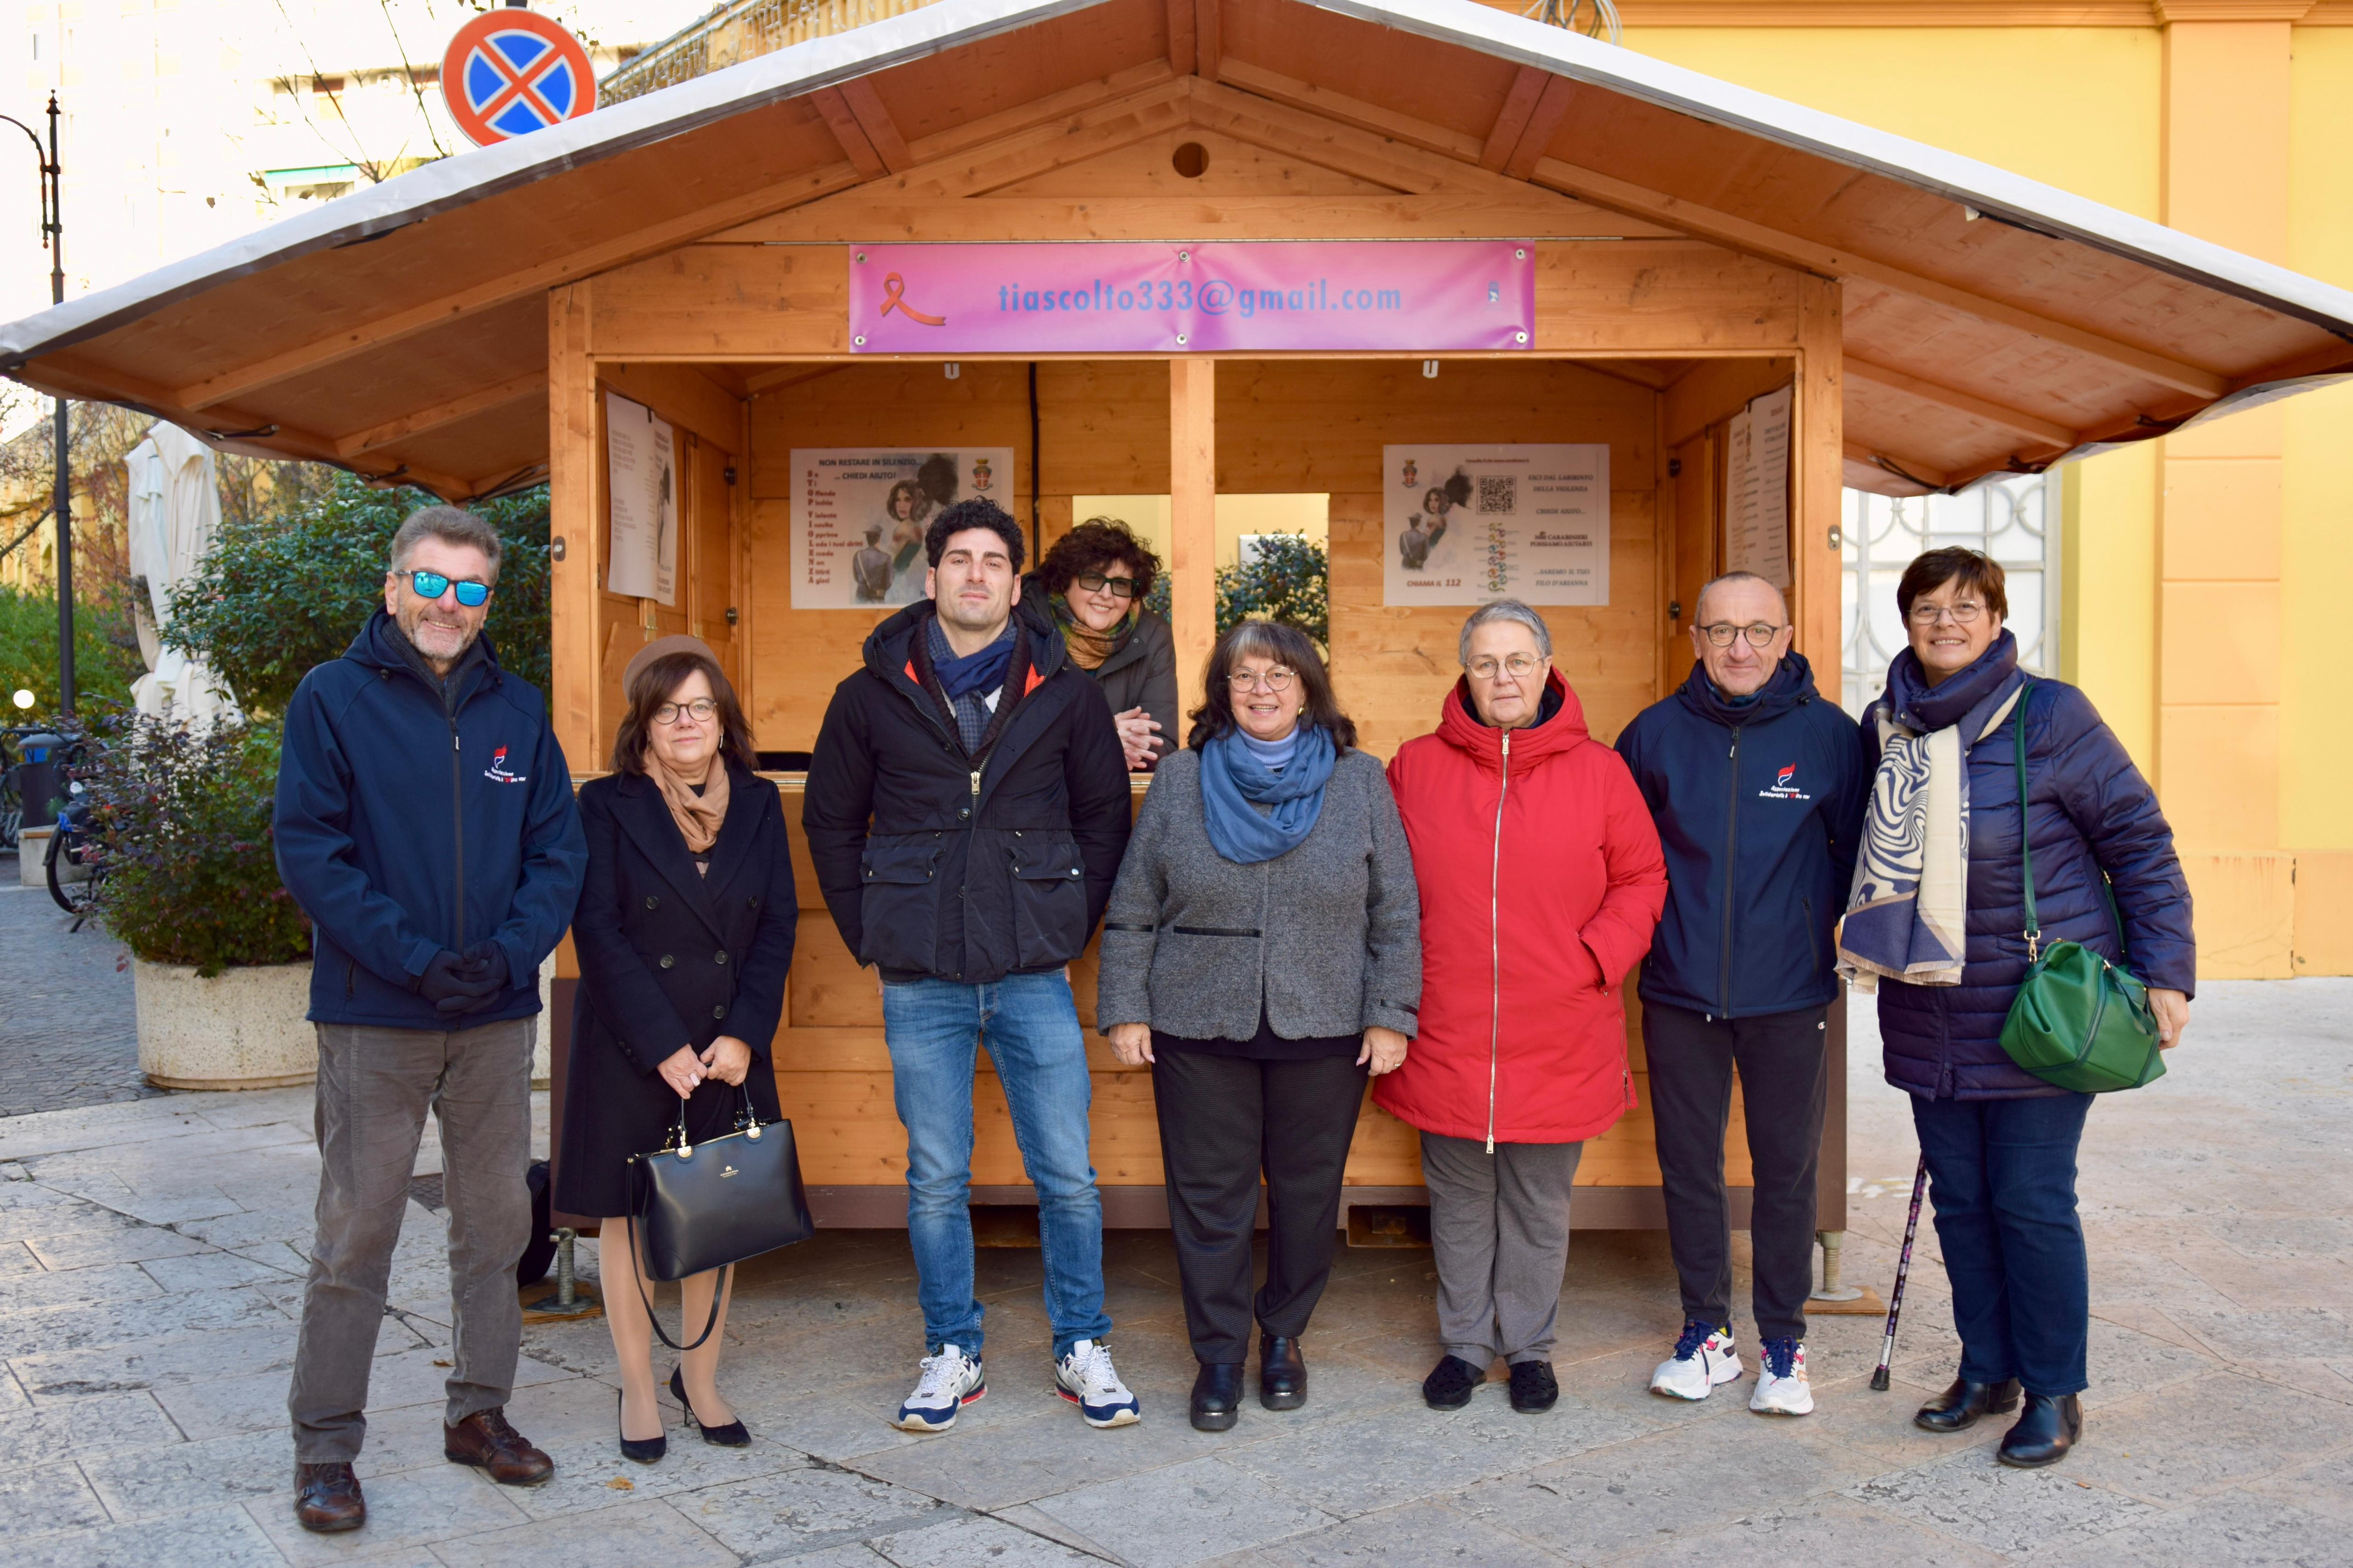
[
  {"xmin": 0, "ymin": 856, "xmax": 160, "ymax": 1119},
  {"xmin": 0, "ymin": 979, "xmax": 2346, "ymax": 1565}
]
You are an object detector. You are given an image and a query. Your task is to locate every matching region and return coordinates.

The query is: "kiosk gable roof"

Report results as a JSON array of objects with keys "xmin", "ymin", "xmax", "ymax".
[{"xmin": 2, "ymin": 0, "xmax": 2347, "ymax": 498}]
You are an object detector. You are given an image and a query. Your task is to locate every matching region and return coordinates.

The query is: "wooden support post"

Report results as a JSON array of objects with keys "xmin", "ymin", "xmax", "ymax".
[
  {"xmin": 1792, "ymin": 276, "xmax": 1843, "ymax": 676},
  {"xmin": 1169, "ymin": 357, "xmax": 1217, "ymax": 727},
  {"xmin": 548, "ymin": 284, "xmax": 602, "ymax": 769}
]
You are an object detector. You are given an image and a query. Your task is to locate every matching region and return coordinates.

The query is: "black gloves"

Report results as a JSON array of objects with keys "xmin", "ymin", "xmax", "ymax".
[{"xmin": 414, "ymin": 947, "xmax": 509, "ymax": 1017}]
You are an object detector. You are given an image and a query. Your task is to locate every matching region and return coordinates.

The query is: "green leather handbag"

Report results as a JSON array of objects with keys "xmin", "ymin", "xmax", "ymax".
[{"xmin": 1997, "ymin": 681, "xmax": 2168, "ymax": 1094}]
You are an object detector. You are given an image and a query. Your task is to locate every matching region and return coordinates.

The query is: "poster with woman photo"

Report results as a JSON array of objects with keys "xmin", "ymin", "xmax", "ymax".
[
  {"xmin": 789, "ymin": 448, "xmax": 1016, "ymax": 608},
  {"xmin": 1381, "ymin": 443, "xmax": 1610, "ymax": 607}
]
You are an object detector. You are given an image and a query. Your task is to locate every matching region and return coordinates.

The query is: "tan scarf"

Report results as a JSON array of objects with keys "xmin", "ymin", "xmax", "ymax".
[{"xmin": 644, "ymin": 750, "xmax": 730, "ymax": 866}]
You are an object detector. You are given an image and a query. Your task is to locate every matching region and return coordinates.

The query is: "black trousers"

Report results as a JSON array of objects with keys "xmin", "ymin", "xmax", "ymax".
[
  {"xmin": 1643, "ymin": 1000, "xmax": 1829, "ymax": 1343},
  {"xmin": 1149, "ymin": 1048, "xmax": 1369, "ymax": 1364}
]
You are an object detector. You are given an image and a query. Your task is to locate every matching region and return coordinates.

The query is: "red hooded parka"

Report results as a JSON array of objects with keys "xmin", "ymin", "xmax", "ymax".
[{"xmin": 1375, "ymin": 672, "xmax": 1668, "ymax": 1146}]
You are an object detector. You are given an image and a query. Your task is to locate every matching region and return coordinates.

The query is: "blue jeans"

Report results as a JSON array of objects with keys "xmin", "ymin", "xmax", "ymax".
[
  {"xmin": 1911, "ymin": 1091, "xmax": 2093, "ymax": 1398},
  {"xmin": 882, "ymin": 973, "xmax": 1110, "ymax": 1359}
]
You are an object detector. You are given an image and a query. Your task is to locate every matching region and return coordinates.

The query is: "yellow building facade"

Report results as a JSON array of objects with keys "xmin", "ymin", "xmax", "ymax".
[{"xmin": 1612, "ymin": 2, "xmax": 2352, "ymax": 978}]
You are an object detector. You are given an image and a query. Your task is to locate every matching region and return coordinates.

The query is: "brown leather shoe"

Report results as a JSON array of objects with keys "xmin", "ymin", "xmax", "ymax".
[
  {"xmin": 293, "ymin": 1462, "xmax": 365, "ymax": 1532},
  {"xmin": 443, "ymin": 1408, "xmax": 554, "ymax": 1486}
]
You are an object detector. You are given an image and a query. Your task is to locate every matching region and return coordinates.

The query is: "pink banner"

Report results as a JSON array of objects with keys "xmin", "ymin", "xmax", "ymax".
[{"xmin": 847, "ymin": 241, "xmax": 1534, "ymax": 354}]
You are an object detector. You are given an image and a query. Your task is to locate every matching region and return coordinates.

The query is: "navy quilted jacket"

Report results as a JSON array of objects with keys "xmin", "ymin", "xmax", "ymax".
[{"xmin": 1867, "ymin": 676, "xmax": 2195, "ymax": 1100}]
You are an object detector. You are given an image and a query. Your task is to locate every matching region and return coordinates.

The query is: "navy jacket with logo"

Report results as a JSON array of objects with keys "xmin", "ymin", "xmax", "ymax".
[
  {"xmin": 1613, "ymin": 654, "xmax": 1870, "ymax": 1020},
  {"xmin": 274, "ymin": 612, "xmax": 587, "ymax": 1029}
]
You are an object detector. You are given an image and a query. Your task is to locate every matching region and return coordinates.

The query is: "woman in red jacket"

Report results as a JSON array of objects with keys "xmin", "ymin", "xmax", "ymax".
[{"xmin": 1381, "ymin": 600, "xmax": 1667, "ymax": 1415}]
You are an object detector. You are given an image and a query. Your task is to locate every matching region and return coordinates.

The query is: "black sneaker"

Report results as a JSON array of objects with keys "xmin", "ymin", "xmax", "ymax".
[
  {"xmin": 1422, "ymin": 1354, "xmax": 1486, "ymax": 1410},
  {"xmin": 1508, "ymin": 1360, "xmax": 1559, "ymax": 1413}
]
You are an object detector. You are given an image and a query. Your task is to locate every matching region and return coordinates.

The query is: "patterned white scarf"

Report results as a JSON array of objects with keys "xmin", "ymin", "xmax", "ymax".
[{"xmin": 1837, "ymin": 684, "xmax": 2023, "ymax": 991}]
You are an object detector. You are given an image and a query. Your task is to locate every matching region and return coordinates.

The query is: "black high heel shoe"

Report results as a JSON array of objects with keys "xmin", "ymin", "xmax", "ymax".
[
  {"xmin": 671, "ymin": 1366, "xmax": 751, "ymax": 1446},
  {"xmin": 617, "ymin": 1389, "xmax": 665, "ymax": 1464}
]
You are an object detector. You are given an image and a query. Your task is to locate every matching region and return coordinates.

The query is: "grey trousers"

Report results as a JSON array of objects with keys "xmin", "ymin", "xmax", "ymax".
[
  {"xmin": 289, "ymin": 1017, "xmax": 534, "ymax": 1462},
  {"xmin": 1421, "ymin": 1131, "xmax": 1583, "ymax": 1366}
]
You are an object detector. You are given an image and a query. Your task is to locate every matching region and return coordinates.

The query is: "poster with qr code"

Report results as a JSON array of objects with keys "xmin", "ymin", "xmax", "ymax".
[{"xmin": 1381, "ymin": 443, "xmax": 1609, "ymax": 607}]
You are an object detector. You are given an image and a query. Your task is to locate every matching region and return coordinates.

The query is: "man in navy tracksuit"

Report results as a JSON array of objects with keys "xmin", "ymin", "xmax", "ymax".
[
  {"xmin": 1614, "ymin": 571, "xmax": 1870, "ymax": 1417},
  {"xmin": 274, "ymin": 506, "xmax": 585, "ymax": 1533}
]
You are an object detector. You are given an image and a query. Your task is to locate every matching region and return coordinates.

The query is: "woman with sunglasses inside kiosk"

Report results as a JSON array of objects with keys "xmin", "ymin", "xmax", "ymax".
[
  {"xmin": 556, "ymin": 636, "xmax": 797, "ymax": 1465},
  {"xmin": 1029, "ymin": 518, "xmax": 1178, "ymax": 770}
]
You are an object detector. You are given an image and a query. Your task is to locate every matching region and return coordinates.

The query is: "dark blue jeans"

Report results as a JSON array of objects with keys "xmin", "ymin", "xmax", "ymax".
[{"xmin": 1911, "ymin": 1091, "xmax": 2093, "ymax": 1397}]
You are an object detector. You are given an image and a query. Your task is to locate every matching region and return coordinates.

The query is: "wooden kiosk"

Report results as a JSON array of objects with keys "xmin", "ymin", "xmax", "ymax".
[{"xmin": 7, "ymin": 0, "xmax": 2350, "ymax": 1242}]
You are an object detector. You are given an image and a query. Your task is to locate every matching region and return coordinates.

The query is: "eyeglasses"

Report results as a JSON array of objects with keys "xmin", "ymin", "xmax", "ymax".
[
  {"xmin": 1698, "ymin": 622, "xmax": 1785, "ymax": 648},
  {"xmin": 1227, "ymin": 667, "xmax": 1296, "ymax": 693},
  {"xmin": 1074, "ymin": 571, "xmax": 1139, "ymax": 600},
  {"xmin": 1908, "ymin": 601, "xmax": 1986, "ymax": 625},
  {"xmin": 401, "ymin": 570, "xmax": 492, "ymax": 608},
  {"xmin": 1466, "ymin": 653, "xmax": 1544, "ymax": 681},
  {"xmin": 654, "ymin": 698, "xmax": 717, "ymax": 726}
]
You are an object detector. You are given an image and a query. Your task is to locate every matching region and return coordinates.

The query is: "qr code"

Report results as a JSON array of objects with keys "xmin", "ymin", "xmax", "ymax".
[{"xmin": 1477, "ymin": 476, "xmax": 1517, "ymax": 515}]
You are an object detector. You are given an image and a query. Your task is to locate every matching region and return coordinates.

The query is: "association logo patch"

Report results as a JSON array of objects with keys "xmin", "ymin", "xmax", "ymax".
[
  {"xmin": 1758, "ymin": 761, "xmax": 1810, "ymax": 801},
  {"xmin": 483, "ymin": 745, "xmax": 529, "ymax": 786}
]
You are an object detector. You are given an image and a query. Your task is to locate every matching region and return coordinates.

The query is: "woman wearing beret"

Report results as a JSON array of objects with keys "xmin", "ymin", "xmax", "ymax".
[
  {"xmin": 557, "ymin": 636, "xmax": 797, "ymax": 1464},
  {"xmin": 1097, "ymin": 619, "xmax": 1421, "ymax": 1432}
]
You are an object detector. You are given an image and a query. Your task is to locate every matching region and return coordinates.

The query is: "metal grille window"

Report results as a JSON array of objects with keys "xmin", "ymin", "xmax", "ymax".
[{"xmin": 1840, "ymin": 473, "xmax": 2059, "ymax": 717}]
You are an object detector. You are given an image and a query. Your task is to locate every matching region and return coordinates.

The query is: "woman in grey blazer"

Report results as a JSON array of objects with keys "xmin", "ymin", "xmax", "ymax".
[{"xmin": 1099, "ymin": 620, "xmax": 1421, "ymax": 1432}]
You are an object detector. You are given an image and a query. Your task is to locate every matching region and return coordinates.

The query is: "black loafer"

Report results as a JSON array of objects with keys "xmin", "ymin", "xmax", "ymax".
[
  {"xmin": 1422, "ymin": 1354, "xmax": 1486, "ymax": 1410},
  {"xmin": 1191, "ymin": 1362, "xmax": 1244, "ymax": 1431},
  {"xmin": 1915, "ymin": 1375, "xmax": 2023, "ymax": 1433},
  {"xmin": 1259, "ymin": 1335, "xmax": 1307, "ymax": 1411},
  {"xmin": 1508, "ymin": 1360, "xmax": 1558, "ymax": 1414},
  {"xmin": 1998, "ymin": 1392, "xmax": 2082, "ymax": 1468}
]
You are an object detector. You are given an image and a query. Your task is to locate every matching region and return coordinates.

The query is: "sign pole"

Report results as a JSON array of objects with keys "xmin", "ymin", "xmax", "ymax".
[{"xmin": 47, "ymin": 91, "xmax": 68, "ymax": 717}]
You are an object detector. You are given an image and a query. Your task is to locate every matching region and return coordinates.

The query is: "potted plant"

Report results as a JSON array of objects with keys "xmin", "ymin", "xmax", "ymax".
[{"xmin": 78, "ymin": 714, "xmax": 318, "ymax": 1089}]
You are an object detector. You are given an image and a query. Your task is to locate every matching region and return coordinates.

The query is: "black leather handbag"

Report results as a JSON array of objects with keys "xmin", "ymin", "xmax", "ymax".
[{"xmin": 625, "ymin": 1085, "xmax": 813, "ymax": 1350}]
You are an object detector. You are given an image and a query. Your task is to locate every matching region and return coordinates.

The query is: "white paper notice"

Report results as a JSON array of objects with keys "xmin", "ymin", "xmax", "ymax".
[
  {"xmin": 1723, "ymin": 384, "xmax": 1792, "ymax": 591},
  {"xmin": 1380, "ymin": 444, "xmax": 1609, "ymax": 607},
  {"xmin": 789, "ymin": 449, "xmax": 1017, "ymax": 609},
  {"xmin": 605, "ymin": 391, "xmax": 677, "ymax": 605}
]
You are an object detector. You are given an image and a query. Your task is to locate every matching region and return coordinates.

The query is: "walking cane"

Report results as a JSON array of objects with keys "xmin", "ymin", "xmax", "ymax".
[{"xmin": 1870, "ymin": 1152, "xmax": 1930, "ymax": 1392}]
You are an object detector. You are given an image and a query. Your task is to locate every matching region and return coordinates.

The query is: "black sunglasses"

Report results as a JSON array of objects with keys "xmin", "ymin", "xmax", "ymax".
[
  {"xmin": 401, "ymin": 569, "xmax": 492, "ymax": 608},
  {"xmin": 1075, "ymin": 571, "xmax": 1139, "ymax": 599}
]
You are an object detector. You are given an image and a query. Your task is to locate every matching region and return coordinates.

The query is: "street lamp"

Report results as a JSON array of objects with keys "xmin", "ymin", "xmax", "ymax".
[{"xmin": 0, "ymin": 95, "xmax": 66, "ymax": 716}]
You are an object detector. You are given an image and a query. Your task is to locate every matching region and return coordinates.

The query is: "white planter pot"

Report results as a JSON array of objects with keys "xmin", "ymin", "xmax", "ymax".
[{"xmin": 132, "ymin": 958, "xmax": 317, "ymax": 1091}]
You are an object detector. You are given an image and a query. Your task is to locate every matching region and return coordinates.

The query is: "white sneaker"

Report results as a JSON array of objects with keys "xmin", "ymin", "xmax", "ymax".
[
  {"xmin": 893, "ymin": 1344, "xmax": 985, "ymax": 1432},
  {"xmin": 1055, "ymin": 1339, "xmax": 1141, "ymax": 1428},
  {"xmin": 1650, "ymin": 1321, "xmax": 1743, "ymax": 1400},
  {"xmin": 1749, "ymin": 1337, "xmax": 1814, "ymax": 1416}
]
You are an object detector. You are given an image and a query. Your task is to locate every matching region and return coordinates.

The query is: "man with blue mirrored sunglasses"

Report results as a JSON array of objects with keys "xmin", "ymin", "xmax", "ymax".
[{"xmin": 274, "ymin": 505, "xmax": 586, "ymax": 1534}]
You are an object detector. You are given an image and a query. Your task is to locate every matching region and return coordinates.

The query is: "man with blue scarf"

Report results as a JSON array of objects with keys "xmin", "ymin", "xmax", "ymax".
[
  {"xmin": 1615, "ymin": 571, "xmax": 1871, "ymax": 1418},
  {"xmin": 803, "ymin": 499, "xmax": 1137, "ymax": 1438}
]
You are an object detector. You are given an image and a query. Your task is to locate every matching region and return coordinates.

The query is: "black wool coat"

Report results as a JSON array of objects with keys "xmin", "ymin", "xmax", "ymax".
[
  {"xmin": 802, "ymin": 597, "xmax": 1132, "ymax": 985},
  {"xmin": 554, "ymin": 761, "xmax": 796, "ymax": 1218}
]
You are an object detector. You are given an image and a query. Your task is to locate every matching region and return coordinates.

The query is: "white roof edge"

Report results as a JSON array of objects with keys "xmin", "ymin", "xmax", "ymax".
[
  {"xmin": 0, "ymin": 0, "xmax": 1113, "ymax": 365},
  {"xmin": 1324, "ymin": 0, "xmax": 2353, "ymax": 336},
  {"xmin": 6, "ymin": 0, "xmax": 2351, "ymax": 370}
]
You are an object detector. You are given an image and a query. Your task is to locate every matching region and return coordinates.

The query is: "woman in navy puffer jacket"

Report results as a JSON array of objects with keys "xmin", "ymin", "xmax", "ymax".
[{"xmin": 1846, "ymin": 548, "xmax": 2192, "ymax": 1472}]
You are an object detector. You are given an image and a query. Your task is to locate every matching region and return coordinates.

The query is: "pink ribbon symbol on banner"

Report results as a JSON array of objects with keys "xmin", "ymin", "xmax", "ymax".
[{"xmin": 878, "ymin": 273, "xmax": 947, "ymax": 327}]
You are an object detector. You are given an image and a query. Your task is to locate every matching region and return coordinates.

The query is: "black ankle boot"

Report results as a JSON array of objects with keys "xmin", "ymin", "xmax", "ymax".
[
  {"xmin": 1915, "ymin": 1376, "xmax": 2023, "ymax": 1433},
  {"xmin": 1259, "ymin": 1335, "xmax": 1307, "ymax": 1411},
  {"xmin": 1998, "ymin": 1392, "xmax": 2082, "ymax": 1468},
  {"xmin": 1191, "ymin": 1363, "xmax": 1244, "ymax": 1432}
]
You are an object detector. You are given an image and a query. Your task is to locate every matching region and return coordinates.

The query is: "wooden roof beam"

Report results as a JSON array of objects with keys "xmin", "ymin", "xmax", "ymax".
[
  {"xmin": 1165, "ymin": 0, "xmax": 1196, "ymax": 75},
  {"xmin": 1844, "ymin": 355, "xmax": 2076, "ymax": 449},
  {"xmin": 811, "ymin": 87, "xmax": 889, "ymax": 180},
  {"xmin": 1524, "ymin": 156, "xmax": 2230, "ymax": 400},
  {"xmin": 1194, "ymin": 0, "xmax": 1221, "ymax": 79},
  {"xmin": 839, "ymin": 79, "xmax": 913, "ymax": 174},
  {"xmin": 334, "ymin": 370, "xmax": 548, "ymax": 459},
  {"xmin": 1500, "ymin": 77, "xmax": 1578, "ymax": 182},
  {"xmin": 1215, "ymin": 58, "xmax": 1482, "ymax": 160},
  {"xmin": 1480, "ymin": 68, "xmax": 1548, "ymax": 173},
  {"xmin": 171, "ymin": 160, "xmax": 864, "ymax": 413}
]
